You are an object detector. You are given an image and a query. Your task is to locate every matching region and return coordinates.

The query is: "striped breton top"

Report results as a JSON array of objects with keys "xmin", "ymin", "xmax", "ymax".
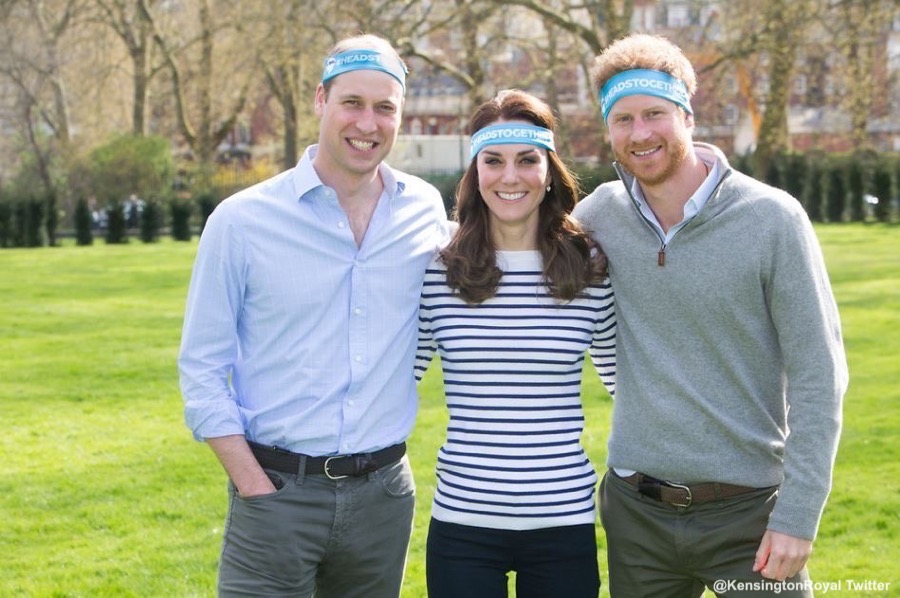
[{"xmin": 415, "ymin": 250, "xmax": 616, "ymax": 530}]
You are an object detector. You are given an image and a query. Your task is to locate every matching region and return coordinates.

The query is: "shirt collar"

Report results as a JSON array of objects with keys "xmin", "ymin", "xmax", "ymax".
[
  {"xmin": 629, "ymin": 146, "xmax": 719, "ymax": 224},
  {"xmin": 293, "ymin": 145, "xmax": 406, "ymax": 203}
]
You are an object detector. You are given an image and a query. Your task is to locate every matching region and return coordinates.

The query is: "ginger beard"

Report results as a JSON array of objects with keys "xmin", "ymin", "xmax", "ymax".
[{"xmin": 613, "ymin": 130, "xmax": 691, "ymax": 188}]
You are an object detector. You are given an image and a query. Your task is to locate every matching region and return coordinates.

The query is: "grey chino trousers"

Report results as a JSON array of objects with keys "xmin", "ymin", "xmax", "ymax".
[
  {"xmin": 601, "ymin": 470, "xmax": 813, "ymax": 598},
  {"xmin": 218, "ymin": 456, "xmax": 416, "ymax": 597}
]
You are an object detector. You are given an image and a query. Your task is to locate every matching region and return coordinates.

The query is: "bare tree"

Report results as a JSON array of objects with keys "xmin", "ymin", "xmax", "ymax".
[
  {"xmin": 247, "ymin": 0, "xmax": 329, "ymax": 169},
  {"xmin": 499, "ymin": 0, "xmax": 632, "ymax": 54},
  {"xmin": 751, "ymin": 0, "xmax": 809, "ymax": 174},
  {"xmin": 489, "ymin": 0, "xmax": 634, "ymax": 162},
  {"xmin": 91, "ymin": 0, "xmax": 166, "ymax": 136},
  {"xmin": 825, "ymin": 0, "xmax": 895, "ymax": 148},
  {"xmin": 138, "ymin": 0, "xmax": 256, "ymax": 178},
  {"xmin": 709, "ymin": 0, "xmax": 813, "ymax": 174},
  {"xmin": 0, "ymin": 0, "xmax": 82, "ymax": 192}
]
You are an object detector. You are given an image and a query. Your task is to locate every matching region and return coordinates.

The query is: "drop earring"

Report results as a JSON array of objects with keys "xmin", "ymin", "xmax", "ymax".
[{"xmin": 546, "ymin": 185, "xmax": 551, "ymax": 193}]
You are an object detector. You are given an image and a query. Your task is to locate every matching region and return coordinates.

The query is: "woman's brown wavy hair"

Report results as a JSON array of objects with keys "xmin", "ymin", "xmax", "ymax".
[{"xmin": 441, "ymin": 89, "xmax": 607, "ymax": 304}]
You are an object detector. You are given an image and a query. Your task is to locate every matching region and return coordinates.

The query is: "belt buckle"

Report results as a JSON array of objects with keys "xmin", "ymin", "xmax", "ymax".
[
  {"xmin": 666, "ymin": 481, "xmax": 693, "ymax": 508},
  {"xmin": 324, "ymin": 456, "xmax": 349, "ymax": 480}
]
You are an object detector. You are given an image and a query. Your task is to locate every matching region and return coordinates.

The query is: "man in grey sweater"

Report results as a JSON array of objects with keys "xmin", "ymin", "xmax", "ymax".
[{"xmin": 573, "ymin": 34, "xmax": 848, "ymax": 597}]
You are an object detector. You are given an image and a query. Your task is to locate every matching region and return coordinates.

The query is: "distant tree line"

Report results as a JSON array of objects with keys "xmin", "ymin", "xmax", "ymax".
[{"xmin": 1, "ymin": 0, "xmax": 896, "ymax": 236}]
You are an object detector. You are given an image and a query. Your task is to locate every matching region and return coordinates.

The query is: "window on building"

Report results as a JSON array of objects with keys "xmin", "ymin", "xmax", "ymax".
[
  {"xmin": 794, "ymin": 75, "xmax": 807, "ymax": 95},
  {"xmin": 699, "ymin": 5, "xmax": 717, "ymax": 28},
  {"xmin": 724, "ymin": 104, "xmax": 738, "ymax": 126},
  {"xmin": 631, "ymin": 5, "xmax": 656, "ymax": 31},
  {"xmin": 667, "ymin": 3, "xmax": 689, "ymax": 27},
  {"xmin": 724, "ymin": 75, "xmax": 738, "ymax": 95}
]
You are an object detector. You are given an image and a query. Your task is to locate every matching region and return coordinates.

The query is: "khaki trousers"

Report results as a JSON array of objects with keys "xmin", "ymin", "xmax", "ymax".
[{"xmin": 600, "ymin": 470, "xmax": 813, "ymax": 598}]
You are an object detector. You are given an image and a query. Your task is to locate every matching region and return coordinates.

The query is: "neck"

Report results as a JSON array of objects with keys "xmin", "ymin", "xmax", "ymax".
[
  {"xmin": 640, "ymin": 153, "xmax": 708, "ymax": 232},
  {"xmin": 492, "ymin": 223, "xmax": 539, "ymax": 252},
  {"xmin": 314, "ymin": 164, "xmax": 383, "ymax": 203}
]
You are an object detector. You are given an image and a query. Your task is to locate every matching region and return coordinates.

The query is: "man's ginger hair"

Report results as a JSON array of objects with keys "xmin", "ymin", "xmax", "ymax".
[{"xmin": 590, "ymin": 33, "xmax": 697, "ymax": 98}]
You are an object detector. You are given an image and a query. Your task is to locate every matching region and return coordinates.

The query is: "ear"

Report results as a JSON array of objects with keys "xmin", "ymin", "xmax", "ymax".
[
  {"xmin": 314, "ymin": 84, "xmax": 327, "ymax": 117},
  {"xmin": 684, "ymin": 110, "xmax": 695, "ymax": 130}
]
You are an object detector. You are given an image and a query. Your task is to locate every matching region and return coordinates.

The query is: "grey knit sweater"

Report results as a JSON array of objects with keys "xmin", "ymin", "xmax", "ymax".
[{"xmin": 573, "ymin": 143, "xmax": 848, "ymax": 540}]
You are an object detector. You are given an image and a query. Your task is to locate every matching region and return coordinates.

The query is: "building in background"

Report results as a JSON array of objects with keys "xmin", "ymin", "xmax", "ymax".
[{"xmin": 397, "ymin": 0, "xmax": 900, "ymax": 174}]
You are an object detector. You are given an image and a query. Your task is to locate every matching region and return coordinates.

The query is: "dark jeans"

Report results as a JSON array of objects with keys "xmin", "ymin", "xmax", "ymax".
[
  {"xmin": 426, "ymin": 518, "xmax": 600, "ymax": 598},
  {"xmin": 601, "ymin": 470, "xmax": 812, "ymax": 597},
  {"xmin": 217, "ymin": 456, "xmax": 415, "ymax": 597}
]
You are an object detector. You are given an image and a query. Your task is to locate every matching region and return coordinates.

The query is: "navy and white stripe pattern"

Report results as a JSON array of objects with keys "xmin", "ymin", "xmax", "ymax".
[{"xmin": 416, "ymin": 250, "xmax": 616, "ymax": 530}]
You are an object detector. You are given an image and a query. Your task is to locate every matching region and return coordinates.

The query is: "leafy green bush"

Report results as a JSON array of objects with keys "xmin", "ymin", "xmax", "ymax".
[
  {"xmin": 0, "ymin": 200, "xmax": 11, "ymax": 248},
  {"xmin": 782, "ymin": 153, "xmax": 806, "ymax": 201},
  {"xmin": 573, "ymin": 163, "xmax": 618, "ymax": 198},
  {"xmin": 139, "ymin": 200, "xmax": 164, "ymax": 243},
  {"xmin": 74, "ymin": 198, "xmax": 94, "ymax": 246},
  {"xmin": 804, "ymin": 159, "xmax": 825, "ymax": 223},
  {"xmin": 420, "ymin": 172, "xmax": 462, "ymax": 216},
  {"xmin": 196, "ymin": 192, "xmax": 220, "ymax": 236},
  {"xmin": 44, "ymin": 191, "xmax": 59, "ymax": 247},
  {"xmin": 20, "ymin": 197, "xmax": 46, "ymax": 247},
  {"xmin": 871, "ymin": 160, "xmax": 893, "ymax": 223},
  {"xmin": 826, "ymin": 161, "xmax": 847, "ymax": 223},
  {"xmin": 105, "ymin": 201, "xmax": 129, "ymax": 244},
  {"xmin": 170, "ymin": 199, "xmax": 193, "ymax": 241},
  {"xmin": 764, "ymin": 156, "xmax": 783, "ymax": 190},
  {"xmin": 74, "ymin": 134, "xmax": 173, "ymax": 213}
]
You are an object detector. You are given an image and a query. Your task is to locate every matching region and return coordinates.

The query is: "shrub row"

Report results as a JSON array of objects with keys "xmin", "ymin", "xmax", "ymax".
[
  {"xmin": 0, "ymin": 192, "xmax": 54, "ymax": 248},
  {"xmin": 727, "ymin": 150, "xmax": 897, "ymax": 223},
  {"xmin": 1, "ymin": 150, "xmax": 896, "ymax": 249},
  {"xmin": 424, "ymin": 151, "xmax": 898, "ymax": 224},
  {"xmin": 0, "ymin": 193, "xmax": 222, "ymax": 249}
]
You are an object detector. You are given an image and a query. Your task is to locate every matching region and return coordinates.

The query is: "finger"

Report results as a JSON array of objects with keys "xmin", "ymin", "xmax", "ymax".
[{"xmin": 753, "ymin": 535, "xmax": 771, "ymax": 573}]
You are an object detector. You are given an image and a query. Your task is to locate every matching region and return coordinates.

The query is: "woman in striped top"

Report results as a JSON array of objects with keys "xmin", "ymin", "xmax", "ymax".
[{"xmin": 415, "ymin": 89, "xmax": 616, "ymax": 598}]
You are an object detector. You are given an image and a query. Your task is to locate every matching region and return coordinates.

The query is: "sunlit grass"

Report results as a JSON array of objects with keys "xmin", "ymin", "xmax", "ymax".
[{"xmin": 0, "ymin": 224, "xmax": 896, "ymax": 596}]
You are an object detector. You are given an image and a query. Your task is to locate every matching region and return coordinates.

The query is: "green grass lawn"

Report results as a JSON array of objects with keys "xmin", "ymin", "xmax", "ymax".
[{"xmin": 0, "ymin": 224, "xmax": 897, "ymax": 597}]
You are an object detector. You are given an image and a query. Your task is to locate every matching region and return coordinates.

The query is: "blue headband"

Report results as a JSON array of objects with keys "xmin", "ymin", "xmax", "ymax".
[
  {"xmin": 599, "ymin": 69, "xmax": 692, "ymax": 121},
  {"xmin": 322, "ymin": 49, "xmax": 407, "ymax": 89},
  {"xmin": 470, "ymin": 124, "xmax": 555, "ymax": 159}
]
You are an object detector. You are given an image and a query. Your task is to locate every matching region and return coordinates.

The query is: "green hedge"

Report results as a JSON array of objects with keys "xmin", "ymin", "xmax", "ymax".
[
  {"xmin": 418, "ymin": 152, "xmax": 898, "ymax": 225},
  {"xmin": 0, "ymin": 150, "xmax": 896, "ymax": 251}
]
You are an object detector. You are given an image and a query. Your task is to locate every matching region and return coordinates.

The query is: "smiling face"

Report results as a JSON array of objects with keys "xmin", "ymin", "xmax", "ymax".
[
  {"xmin": 606, "ymin": 94, "xmax": 693, "ymax": 189},
  {"xmin": 313, "ymin": 68, "xmax": 404, "ymax": 186},
  {"xmin": 476, "ymin": 131, "xmax": 550, "ymax": 250}
]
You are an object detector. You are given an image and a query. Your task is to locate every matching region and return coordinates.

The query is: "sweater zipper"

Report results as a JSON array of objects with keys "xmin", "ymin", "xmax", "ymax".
[{"xmin": 615, "ymin": 159, "xmax": 731, "ymax": 268}]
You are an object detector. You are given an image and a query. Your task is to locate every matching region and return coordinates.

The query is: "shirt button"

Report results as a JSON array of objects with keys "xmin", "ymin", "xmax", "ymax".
[
  {"xmin": 354, "ymin": 355, "xmax": 362, "ymax": 362},
  {"xmin": 338, "ymin": 221, "xmax": 345, "ymax": 228},
  {"xmin": 348, "ymin": 400, "xmax": 355, "ymax": 406},
  {"xmin": 353, "ymin": 307, "xmax": 362, "ymax": 315}
]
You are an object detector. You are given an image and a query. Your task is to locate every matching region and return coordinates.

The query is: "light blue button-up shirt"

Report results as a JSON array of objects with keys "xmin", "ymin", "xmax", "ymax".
[{"xmin": 178, "ymin": 146, "xmax": 449, "ymax": 455}]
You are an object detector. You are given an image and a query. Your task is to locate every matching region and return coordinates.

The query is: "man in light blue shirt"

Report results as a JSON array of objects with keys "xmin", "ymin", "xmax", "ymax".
[{"xmin": 178, "ymin": 33, "xmax": 449, "ymax": 597}]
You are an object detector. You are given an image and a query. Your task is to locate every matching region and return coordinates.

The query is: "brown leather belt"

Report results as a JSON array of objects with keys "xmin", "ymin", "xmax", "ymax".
[
  {"xmin": 249, "ymin": 440, "xmax": 406, "ymax": 480},
  {"xmin": 615, "ymin": 471, "xmax": 766, "ymax": 508}
]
